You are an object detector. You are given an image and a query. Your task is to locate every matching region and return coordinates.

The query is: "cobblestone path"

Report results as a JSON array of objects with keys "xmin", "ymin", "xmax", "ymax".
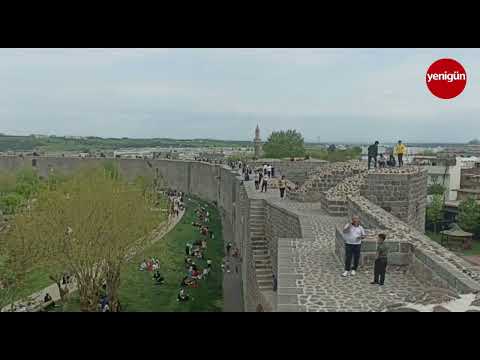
[{"xmin": 244, "ymin": 179, "xmax": 427, "ymax": 312}]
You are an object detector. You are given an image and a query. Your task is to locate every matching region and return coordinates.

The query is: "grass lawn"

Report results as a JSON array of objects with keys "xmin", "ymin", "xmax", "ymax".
[
  {"xmin": 426, "ymin": 231, "xmax": 480, "ymax": 256},
  {"xmin": 13, "ymin": 267, "xmax": 52, "ymax": 302},
  {"xmin": 51, "ymin": 196, "xmax": 224, "ymax": 312}
]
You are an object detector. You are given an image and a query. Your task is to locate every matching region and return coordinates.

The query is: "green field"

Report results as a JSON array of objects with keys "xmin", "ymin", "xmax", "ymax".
[
  {"xmin": 51, "ymin": 197, "xmax": 224, "ymax": 312},
  {"xmin": 0, "ymin": 134, "xmax": 251, "ymax": 153}
]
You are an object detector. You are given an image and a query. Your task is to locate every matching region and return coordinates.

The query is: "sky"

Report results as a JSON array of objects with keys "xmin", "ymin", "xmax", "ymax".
[{"xmin": 0, "ymin": 48, "xmax": 479, "ymax": 143}]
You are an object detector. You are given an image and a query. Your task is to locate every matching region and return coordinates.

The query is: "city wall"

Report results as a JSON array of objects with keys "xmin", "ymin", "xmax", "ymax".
[
  {"xmin": 250, "ymin": 159, "xmax": 327, "ymax": 185},
  {"xmin": 1, "ymin": 156, "xmax": 479, "ymax": 310}
]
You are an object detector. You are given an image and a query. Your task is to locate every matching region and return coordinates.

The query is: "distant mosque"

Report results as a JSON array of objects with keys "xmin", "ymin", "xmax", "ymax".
[{"xmin": 253, "ymin": 125, "xmax": 262, "ymax": 159}]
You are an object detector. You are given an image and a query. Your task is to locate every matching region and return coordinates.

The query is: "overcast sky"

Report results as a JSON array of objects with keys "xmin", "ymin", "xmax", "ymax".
[{"xmin": 0, "ymin": 48, "xmax": 479, "ymax": 143}]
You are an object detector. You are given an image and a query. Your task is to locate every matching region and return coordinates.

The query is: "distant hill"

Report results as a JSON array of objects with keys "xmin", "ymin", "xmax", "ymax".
[{"xmin": 0, "ymin": 134, "xmax": 252, "ymax": 153}]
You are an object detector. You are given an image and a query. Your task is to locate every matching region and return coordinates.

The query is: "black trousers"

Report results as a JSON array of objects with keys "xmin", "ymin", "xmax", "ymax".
[
  {"xmin": 254, "ymin": 180, "xmax": 259, "ymax": 190},
  {"xmin": 261, "ymin": 181, "xmax": 268, "ymax": 192},
  {"xmin": 344, "ymin": 243, "xmax": 361, "ymax": 271},
  {"xmin": 398, "ymin": 154, "xmax": 404, "ymax": 167},
  {"xmin": 368, "ymin": 155, "xmax": 377, "ymax": 169},
  {"xmin": 373, "ymin": 258, "xmax": 387, "ymax": 284},
  {"xmin": 280, "ymin": 187, "xmax": 285, "ymax": 198}
]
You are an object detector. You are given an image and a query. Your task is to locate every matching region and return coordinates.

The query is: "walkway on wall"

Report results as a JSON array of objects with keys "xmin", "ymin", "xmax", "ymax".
[{"xmin": 243, "ymin": 179, "xmax": 428, "ymax": 312}]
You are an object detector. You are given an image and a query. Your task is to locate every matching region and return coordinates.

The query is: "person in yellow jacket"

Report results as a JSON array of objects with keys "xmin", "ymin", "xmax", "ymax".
[{"xmin": 394, "ymin": 140, "xmax": 407, "ymax": 167}]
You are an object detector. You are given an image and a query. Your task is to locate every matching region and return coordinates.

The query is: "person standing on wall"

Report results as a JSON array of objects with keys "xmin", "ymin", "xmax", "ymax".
[
  {"xmin": 267, "ymin": 164, "xmax": 272, "ymax": 177},
  {"xmin": 342, "ymin": 215, "xmax": 366, "ymax": 277},
  {"xmin": 278, "ymin": 175, "xmax": 287, "ymax": 199},
  {"xmin": 394, "ymin": 140, "xmax": 407, "ymax": 167},
  {"xmin": 254, "ymin": 171, "xmax": 260, "ymax": 190},
  {"xmin": 261, "ymin": 174, "xmax": 268, "ymax": 192},
  {"xmin": 367, "ymin": 141, "xmax": 379, "ymax": 170}
]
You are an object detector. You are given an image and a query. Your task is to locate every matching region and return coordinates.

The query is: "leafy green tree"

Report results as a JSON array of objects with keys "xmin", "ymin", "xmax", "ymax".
[
  {"xmin": 426, "ymin": 194, "xmax": 444, "ymax": 233},
  {"xmin": 262, "ymin": 130, "xmax": 306, "ymax": 158},
  {"xmin": 457, "ymin": 197, "xmax": 480, "ymax": 236},
  {"xmin": 428, "ymin": 184, "xmax": 446, "ymax": 196}
]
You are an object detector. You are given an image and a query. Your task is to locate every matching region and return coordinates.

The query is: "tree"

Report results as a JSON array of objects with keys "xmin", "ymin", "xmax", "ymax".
[
  {"xmin": 457, "ymin": 197, "xmax": 480, "ymax": 236},
  {"xmin": 262, "ymin": 130, "xmax": 306, "ymax": 159},
  {"xmin": 426, "ymin": 194, "xmax": 444, "ymax": 233},
  {"xmin": 428, "ymin": 184, "xmax": 446, "ymax": 196},
  {"xmin": 3, "ymin": 166, "xmax": 166, "ymax": 312}
]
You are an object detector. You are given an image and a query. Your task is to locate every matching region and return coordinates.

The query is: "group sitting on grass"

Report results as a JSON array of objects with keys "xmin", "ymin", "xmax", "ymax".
[
  {"xmin": 139, "ymin": 257, "xmax": 161, "ymax": 272},
  {"xmin": 177, "ymin": 204, "xmax": 215, "ymax": 303}
]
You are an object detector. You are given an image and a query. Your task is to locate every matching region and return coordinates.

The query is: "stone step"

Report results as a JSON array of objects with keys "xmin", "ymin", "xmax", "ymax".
[
  {"xmin": 256, "ymin": 272, "xmax": 273, "ymax": 283},
  {"xmin": 255, "ymin": 264, "xmax": 272, "ymax": 271},
  {"xmin": 258, "ymin": 280, "xmax": 273, "ymax": 287},
  {"xmin": 252, "ymin": 241, "xmax": 267, "ymax": 245},
  {"xmin": 256, "ymin": 272, "xmax": 273, "ymax": 278},
  {"xmin": 251, "ymin": 237, "xmax": 266, "ymax": 242},
  {"xmin": 254, "ymin": 256, "xmax": 270, "ymax": 262},
  {"xmin": 253, "ymin": 249, "xmax": 268, "ymax": 255},
  {"xmin": 251, "ymin": 233, "xmax": 265, "ymax": 238},
  {"xmin": 255, "ymin": 261, "xmax": 272, "ymax": 267},
  {"xmin": 252, "ymin": 242, "xmax": 267, "ymax": 247},
  {"xmin": 252, "ymin": 247, "xmax": 268, "ymax": 251},
  {"xmin": 249, "ymin": 219, "xmax": 264, "ymax": 224},
  {"xmin": 259, "ymin": 285, "xmax": 273, "ymax": 291}
]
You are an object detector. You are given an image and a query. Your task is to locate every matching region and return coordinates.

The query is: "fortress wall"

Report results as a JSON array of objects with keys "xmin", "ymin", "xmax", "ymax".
[
  {"xmin": 364, "ymin": 168, "xmax": 428, "ymax": 232},
  {"xmin": 250, "ymin": 159, "xmax": 327, "ymax": 185},
  {"xmin": 264, "ymin": 203, "xmax": 302, "ymax": 277}
]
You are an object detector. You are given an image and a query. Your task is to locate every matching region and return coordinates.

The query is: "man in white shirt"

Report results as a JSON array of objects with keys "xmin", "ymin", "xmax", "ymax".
[
  {"xmin": 342, "ymin": 215, "xmax": 365, "ymax": 277},
  {"xmin": 267, "ymin": 164, "xmax": 272, "ymax": 177}
]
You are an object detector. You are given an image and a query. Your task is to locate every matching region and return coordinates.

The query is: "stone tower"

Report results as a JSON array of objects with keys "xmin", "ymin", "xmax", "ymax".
[{"xmin": 254, "ymin": 125, "xmax": 262, "ymax": 159}]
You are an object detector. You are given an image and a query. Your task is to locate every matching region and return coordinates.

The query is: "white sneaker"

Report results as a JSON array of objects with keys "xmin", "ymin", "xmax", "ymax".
[
  {"xmin": 351, "ymin": 270, "xmax": 356, "ymax": 276},
  {"xmin": 342, "ymin": 271, "xmax": 349, "ymax": 277}
]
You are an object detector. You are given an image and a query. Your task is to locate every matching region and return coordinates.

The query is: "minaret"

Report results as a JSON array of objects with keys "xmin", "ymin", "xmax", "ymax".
[{"xmin": 254, "ymin": 124, "xmax": 262, "ymax": 159}]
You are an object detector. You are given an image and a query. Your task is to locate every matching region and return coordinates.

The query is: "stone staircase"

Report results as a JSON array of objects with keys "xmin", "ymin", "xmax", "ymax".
[{"xmin": 249, "ymin": 200, "xmax": 273, "ymax": 291}]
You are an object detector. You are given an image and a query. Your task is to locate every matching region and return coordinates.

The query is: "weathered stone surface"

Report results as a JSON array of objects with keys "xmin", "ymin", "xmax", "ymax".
[
  {"xmin": 433, "ymin": 305, "xmax": 450, "ymax": 312},
  {"xmin": 387, "ymin": 307, "xmax": 420, "ymax": 312}
]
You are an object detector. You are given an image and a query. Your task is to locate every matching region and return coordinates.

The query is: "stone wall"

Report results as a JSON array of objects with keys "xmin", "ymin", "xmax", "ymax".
[
  {"xmin": 2, "ymin": 156, "xmax": 478, "ymax": 309},
  {"xmin": 264, "ymin": 203, "xmax": 302, "ymax": 275},
  {"xmin": 286, "ymin": 160, "xmax": 366, "ymax": 202},
  {"xmin": 250, "ymin": 159, "xmax": 327, "ymax": 185},
  {"xmin": 346, "ymin": 195, "xmax": 480, "ymax": 294},
  {"xmin": 364, "ymin": 167, "xmax": 428, "ymax": 232}
]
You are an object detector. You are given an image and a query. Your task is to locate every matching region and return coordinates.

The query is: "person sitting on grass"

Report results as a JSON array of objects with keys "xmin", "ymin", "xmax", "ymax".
[
  {"xmin": 153, "ymin": 270, "xmax": 164, "ymax": 285},
  {"xmin": 185, "ymin": 256, "xmax": 192, "ymax": 267},
  {"xmin": 44, "ymin": 293, "xmax": 53, "ymax": 304},
  {"xmin": 202, "ymin": 268, "xmax": 209, "ymax": 279},
  {"xmin": 207, "ymin": 259, "xmax": 212, "ymax": 269},
  {"xmin": 139, "ymin": 260, "xmax": 147, "ymax": 271},
  {"xmin": 177, "ymin": 289, "xmax": 190, "ymax": 302}
]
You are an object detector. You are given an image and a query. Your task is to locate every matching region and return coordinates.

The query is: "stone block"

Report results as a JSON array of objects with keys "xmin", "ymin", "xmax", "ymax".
[{"xmin": 277, "ymin": 294, "xmax": 299, "ymax": 305}]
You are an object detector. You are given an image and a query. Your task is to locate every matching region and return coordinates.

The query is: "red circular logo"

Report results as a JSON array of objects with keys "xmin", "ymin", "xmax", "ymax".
[{"xmin": 426, "ymin": 58, "xmax": 467, "ymax": 99}]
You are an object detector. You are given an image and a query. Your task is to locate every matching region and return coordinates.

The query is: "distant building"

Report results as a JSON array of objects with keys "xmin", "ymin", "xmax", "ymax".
[
  {"xmin": 254, "ymin": 125, "xmax": 262, "ymax": 159},
  {"xmin": 455, "ymin": 161, "xmax": 480, "ymax": 202},
  {"xmin": 411, "ymin": 155, "xmax": 461, "ymax": 201}
]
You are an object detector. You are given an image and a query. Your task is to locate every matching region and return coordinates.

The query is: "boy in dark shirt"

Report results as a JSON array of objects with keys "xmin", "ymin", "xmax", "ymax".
[{"xmin": 371, "ymin": 233, "xmax": 388, "ymax": 286}]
